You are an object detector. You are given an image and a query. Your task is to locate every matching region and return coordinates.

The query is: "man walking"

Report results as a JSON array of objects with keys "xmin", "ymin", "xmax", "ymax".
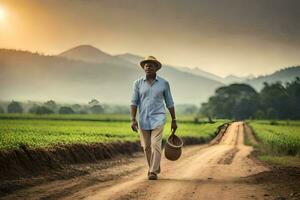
[{"xmin": 130, "ymin": 56, "xmax": 177, "ymax": 180}]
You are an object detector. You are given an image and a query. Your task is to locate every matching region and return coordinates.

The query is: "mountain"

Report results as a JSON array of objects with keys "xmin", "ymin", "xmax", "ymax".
[
  {"xmin": 176, "ymin": 67, "xmax": 223, "ymax": 82},
  {"xmin": 176, "ymin": 64, "xmax": 300, "ymax": 90},
  {"xmin": 0, "ymin": 48, "xmax": 224, "ymax": 104},
  {"xmin": 60, "ymin": 46, "xmax": 139, "ymax": 70},
  {"xmin": 1, "ymin": 46, "xmax": 298, "ymax": 104},
  {"xmin": 58, "ymin": 45, "xmax": 112, "ymax": 64},
  {"xmin": 246, "ymin": 66, "xmax": 300, "ymax": 91},
  {"xmin": 223, "ymin": 74, "xmax": 254, "ymax": 84},
  {"xmin": 115, "ymin": 53, "xmax": 143, "ymax": 65},
  {"xmin": 176, "ymin": 66, "xmax": 256, "ymax": 84},
  {"xmin": 0, "ymin": 49, "xmax": 138, "ymax": 104}
]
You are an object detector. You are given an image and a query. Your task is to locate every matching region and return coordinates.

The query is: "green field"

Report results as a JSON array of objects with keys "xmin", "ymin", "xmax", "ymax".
[
  {"xmin": 247, "ymin": 120, "xmax": 300, "ymax": 156},
  {"xmin": 0, "ymin": 113, "xmax": 203, "ymax": 122},
  {"xmin": 0, "ymin": 113, "xmax": 132, "ymax": 122},
  {"xmin": 0, "ymin": 114, "xmax": 228, "ymax": 151}
]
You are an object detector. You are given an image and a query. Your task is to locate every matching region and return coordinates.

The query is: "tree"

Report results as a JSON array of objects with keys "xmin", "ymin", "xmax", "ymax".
[
  {"xmin": 44, "ymin": 100, "xmax": 57, "ymax": 111},
  {"xmin": 29, "ymin": 105, "xmax": 39, "ymax": 114},
  {"xmin": 78, "ymin": 110, "xmax": 88, "ymax": 114},
  {"xmin": 200, "ymin": 77, "xmax": 300, "ymax": 120},
  {"xmin": 285, "ymin": 77, "xmax": 300, "ymax": 119},
  {"xmin": 89, "ymin": 105, "xmax": 104, "ymax": 114},
  {"xmin": 260, "ymin": 82, "xmax": 289, "ymax": 119},
  {"xmin": 29, "ymin": 105, "xmax": 54, "ymax": 114},
  {"xmin": 254, "ymin": 110, "xmax": 265, "ymax": 119},
  {"xmin": 7, "ymin": 101, "xmax": 23, "ymax": 113},
  {"xmin": 232, "ymin": 98, "xmax": 257, "ymax": 120},
  {"xmin": 88, "ymin": 99, "xmax": 99, "ymax": 106},
  {"xmin": 71, "ymin": 104, "xmax": 83, "ymax": 113},
  {"xmin": 71, "ymin": 104, "xmax": 81, "ymax": 110},
  {"xmin": 36, "ymin": 106, "xmax": 54, "ymax": 114},
  {"xmin": 0, "ymin": 106, "xmax": 5, "ymax": 113},
  {"xmin": 199, "ymin": 102, "xmax": 213, "ymax": 121},
  {"xmin": 200, "ymin": 84, "xmax": 259, "ymax": 120},
  {"xmin": 59, "ymin": 107, "xmax": 74, "ymax": 114}
]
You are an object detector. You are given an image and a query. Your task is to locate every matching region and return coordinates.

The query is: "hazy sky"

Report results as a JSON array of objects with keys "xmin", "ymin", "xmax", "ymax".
[{"xmin": 0, "ymin": 0, "xmax": 299, "ymax": 77}]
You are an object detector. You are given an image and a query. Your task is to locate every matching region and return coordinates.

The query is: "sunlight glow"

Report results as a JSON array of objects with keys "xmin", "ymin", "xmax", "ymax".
[{"xmin": 0, "ymin": 7, "xmax": 6, "ymax": 21}]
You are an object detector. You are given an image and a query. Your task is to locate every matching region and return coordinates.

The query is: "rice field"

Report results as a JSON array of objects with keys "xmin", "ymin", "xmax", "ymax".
[
  {"xmin": 0, "ymin": 114, "xmax": 228, "ymax": 151},
  {"xmin": 247, "ymin": 120, "xmax": 300, "ymax": 156},
  {"xmin": 0, "ymin": 113, "xmax": 205, "ymax": 122}
]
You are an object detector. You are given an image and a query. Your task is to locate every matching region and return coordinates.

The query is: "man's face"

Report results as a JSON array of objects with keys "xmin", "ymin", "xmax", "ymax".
[{"xmin": 143, "ymin": 62, "xmax": 158, "ymax": 75}]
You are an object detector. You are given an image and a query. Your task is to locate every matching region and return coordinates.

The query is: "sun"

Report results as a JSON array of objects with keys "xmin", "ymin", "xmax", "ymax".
[{"xmin": 0, "ymin": 7, "xmax": 6, "ymax": 21}]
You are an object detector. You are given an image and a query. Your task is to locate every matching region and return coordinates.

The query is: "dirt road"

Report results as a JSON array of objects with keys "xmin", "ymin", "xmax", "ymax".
[{"xmin": 3, "ymin": 122, "xmax": 272, "ymax": 200}]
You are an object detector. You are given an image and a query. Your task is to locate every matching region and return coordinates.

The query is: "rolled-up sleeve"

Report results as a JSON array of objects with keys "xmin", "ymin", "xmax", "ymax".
[
  {"xmin": 164, "ymin": 81, "xmax": 174, "ymax": 108},
  {"xmin": 131, "ymin": 80, "xmax": 139, "ymax": 106}
]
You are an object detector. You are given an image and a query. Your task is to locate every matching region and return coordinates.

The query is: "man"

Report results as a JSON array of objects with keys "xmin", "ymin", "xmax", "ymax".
[{"xmin": 130, "ymin": 55, "xmax": 177, "ymax": 180}]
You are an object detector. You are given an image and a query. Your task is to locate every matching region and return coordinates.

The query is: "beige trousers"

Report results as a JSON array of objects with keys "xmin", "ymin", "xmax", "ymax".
[{"xmin": 140, "ymin": 124, "xmax": 164, "ymax": 174}]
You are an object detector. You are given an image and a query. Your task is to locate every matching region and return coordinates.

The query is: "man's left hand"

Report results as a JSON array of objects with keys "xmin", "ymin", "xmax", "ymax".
[{"xmin": 171, "ymin": 120, "xmax": 177, "ymax": 134}]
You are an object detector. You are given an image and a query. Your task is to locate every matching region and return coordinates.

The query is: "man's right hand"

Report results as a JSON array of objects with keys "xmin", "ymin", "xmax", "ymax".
[{"xmin": 131, "ymin": 119, "xmax": 139, "ymax": 132}]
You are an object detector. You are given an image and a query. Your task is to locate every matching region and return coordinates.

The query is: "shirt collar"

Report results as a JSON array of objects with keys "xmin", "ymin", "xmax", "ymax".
[{"xmin": 143, "ymin": 75, "xmax": 159, "ymax": 82}]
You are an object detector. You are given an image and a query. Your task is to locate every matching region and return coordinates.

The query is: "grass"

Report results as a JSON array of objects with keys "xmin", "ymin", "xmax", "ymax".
[
  {"xmin": 247, "ymin": 120, "xmax": 300, "ymax": 156},
  {"xmin": 258, "ymin": 155, "xmax": 300, "ymax": 167},
  {"xmin": 0, "ymin": 113, "xmax": 209, "ymax": 123},
  {"xmin": 247, "ymin": 120, "xmax": 300, "ymax": 167},
  {"xmin": 0, "ymin": 113, "xmax": 133, "ymax": 122},
  {"xmin": 0, "ymin": 114, "xmax": 228, "ymax": 151}
]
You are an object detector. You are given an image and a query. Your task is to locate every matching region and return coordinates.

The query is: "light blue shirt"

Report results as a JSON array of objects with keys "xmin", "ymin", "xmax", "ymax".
[{"xmin": 131, "ymin": 75, "xmax": 175, "ymax": 130}]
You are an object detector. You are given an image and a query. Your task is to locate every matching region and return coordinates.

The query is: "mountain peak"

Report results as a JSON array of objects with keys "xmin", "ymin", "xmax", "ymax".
[
  {"xmin": 225, "ymin": 74, "xmax": 239, "ymax": 79},
  {"xmin": 58, "ymin": 44, "xmax": 112, "ymax": 64},
  {"xmin": 115, "ymin": 53, "xmax": 143, "ymax": 64}
]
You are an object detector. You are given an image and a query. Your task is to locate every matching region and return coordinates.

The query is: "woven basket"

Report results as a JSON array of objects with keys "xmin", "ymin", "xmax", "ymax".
[{"xmin": 164, "ymin": 133, "xmax": 183, "ymax": 161}]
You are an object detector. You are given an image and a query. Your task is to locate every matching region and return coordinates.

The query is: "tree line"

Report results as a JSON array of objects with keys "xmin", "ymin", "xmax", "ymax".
[
  {"xmin": 200, "ymin": 77, "xmax": 300, "ymax": 120},
  {"xmin": 0, "ymin": 99, "xmax": 198, "ymax": 115},
  {"xmin": 0, "ymin": 99, "xmax": 130, "ymax": 115}
]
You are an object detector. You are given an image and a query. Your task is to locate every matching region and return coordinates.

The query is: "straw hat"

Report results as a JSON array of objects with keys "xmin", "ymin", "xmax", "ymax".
[
  {"xmin": 140, "ymin": 56, "xmax": 162, "ymax": 70},
  {"xmin": 164, "ymin": 133, "xmax": 183, "ymax": 161}
]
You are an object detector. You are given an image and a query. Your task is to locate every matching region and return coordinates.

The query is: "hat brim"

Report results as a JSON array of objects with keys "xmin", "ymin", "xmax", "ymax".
[{"xmin": 140, "ymin": 60, "xmax": 162, "ymax": 70}]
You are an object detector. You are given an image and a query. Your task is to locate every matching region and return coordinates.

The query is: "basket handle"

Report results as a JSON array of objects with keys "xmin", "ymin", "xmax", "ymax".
[{"xmin": 170, "ymin": 129, "xmax": 176, "ymax": 136}]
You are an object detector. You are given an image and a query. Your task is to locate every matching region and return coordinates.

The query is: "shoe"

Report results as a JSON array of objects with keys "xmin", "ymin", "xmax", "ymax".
[
  {"xmin": 148, "ymin": 166, "xmax": 160, "ymax": 176},
  {"xmin": 148, "ymin": 172, "xmax": 158, "ymax": 180}
]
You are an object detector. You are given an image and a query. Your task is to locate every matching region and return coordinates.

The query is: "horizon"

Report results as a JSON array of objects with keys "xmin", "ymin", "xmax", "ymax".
[{"xmin": 0, "ymin": 0, "xmax": 300, "ymax": 77}]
